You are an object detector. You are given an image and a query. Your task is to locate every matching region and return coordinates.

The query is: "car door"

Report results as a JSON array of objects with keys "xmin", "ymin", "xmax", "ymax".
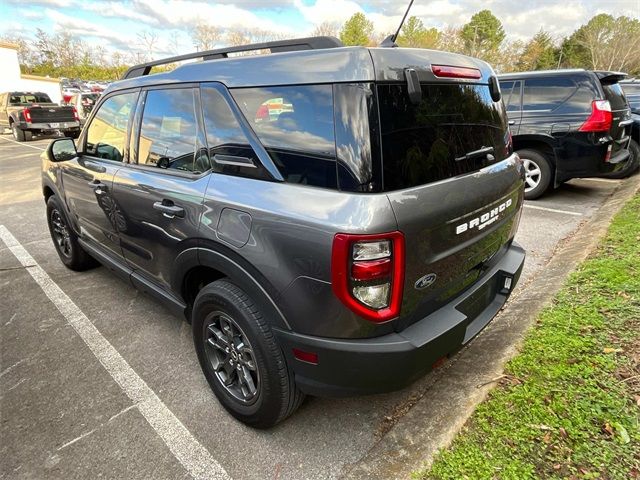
[
  {"xmin": 111, "ymin": 85, "xmax": 210, "ymax": 291},
  {"xmin": 60, "ymin": 90, "xmax": 138, "ymax": 259}
]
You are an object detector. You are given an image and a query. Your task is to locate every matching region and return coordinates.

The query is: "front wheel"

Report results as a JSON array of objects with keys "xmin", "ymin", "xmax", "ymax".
[
  {"xmin": 518, "ymin": 149, "xmax": 553, "ymax": 200},
  {"xmin": 192, "ymin": 280, "xmax": 304, "ymax": 428},
  {"xmin": 46, "ymin": 195, "xmax": 98, "ymax": 271}
]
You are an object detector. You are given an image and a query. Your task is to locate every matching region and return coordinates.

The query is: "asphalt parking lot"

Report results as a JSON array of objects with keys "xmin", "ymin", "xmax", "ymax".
[{"xmin": 0, "ymin": 134, "xmax": 630, "ymax": 479}]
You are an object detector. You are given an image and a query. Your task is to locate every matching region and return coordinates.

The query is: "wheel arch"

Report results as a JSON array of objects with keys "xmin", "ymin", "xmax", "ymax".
[
  {"xmin": 172, "ymin": 245, "xmax": 291, "ymax": 330},
  {"xmin": 512, "ymin": 134, "xmax": 557, "ymax": 167}
]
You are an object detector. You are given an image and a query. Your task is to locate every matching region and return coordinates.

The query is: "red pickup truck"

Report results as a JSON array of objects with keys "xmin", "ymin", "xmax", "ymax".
[{"xmin": 0, "ymin": 91, "xmax": 80, "ymax": 142}]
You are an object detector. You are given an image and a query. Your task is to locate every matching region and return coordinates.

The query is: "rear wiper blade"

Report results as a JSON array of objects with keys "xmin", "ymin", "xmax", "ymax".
[{"xmin": 455, "ymin": 146, "xmax": 495, "ymax": 162}]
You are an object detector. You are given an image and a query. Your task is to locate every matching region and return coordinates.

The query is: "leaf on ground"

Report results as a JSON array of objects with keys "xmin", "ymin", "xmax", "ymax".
[
  {"xmin": 602, "ymin": 422, "xmax": 614, "ymax": 436},
  {"xmin": 603, "ymin": 347, "xmax": 623, "ymax": 354},
  {"xmin": 611, "ymin": 422, "xmax": 631, "ymax": 444}
]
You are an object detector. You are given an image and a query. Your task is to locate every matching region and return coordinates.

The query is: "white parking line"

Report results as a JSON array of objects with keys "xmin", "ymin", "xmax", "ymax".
[
  {"xmin": 523, "ymin": 204, "xmax": 583, "ymax": 216},
  {"xmin": 0, "ymin": 136, "xmax": 46, "ymax": 151},
  {"xmin": 0, "ymin": 225, "xmax": 230, "ymax": 480}
]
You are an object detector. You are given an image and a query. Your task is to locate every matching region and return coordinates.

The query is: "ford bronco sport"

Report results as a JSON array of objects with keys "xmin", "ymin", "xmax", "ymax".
[{"xmin": 42, "ymin": 37, "xmax": 526, "ymax": 427}]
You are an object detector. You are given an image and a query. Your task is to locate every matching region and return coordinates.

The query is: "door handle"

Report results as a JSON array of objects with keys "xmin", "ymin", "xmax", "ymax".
[
  {"xmin": 153, "ymin": 200, "xmax": 185, "ymax": 218},
  {"xmin": 83, "ymin": 161, "xmax": 107, "ymax": 173},
  {"xmin": 88, "ymin": 180, "xmax": 107, "ymax": 194}
]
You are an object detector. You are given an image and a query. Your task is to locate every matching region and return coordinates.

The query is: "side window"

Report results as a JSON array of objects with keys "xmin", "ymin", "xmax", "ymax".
[
  {"xmin": 522, "ymin": 76, "xmax": 577, "ymax": 112},
  {"xmin": 231, "ymin": 85, "xmax": 337, "ymax": 189},
  {"xmin": 137, "ymin": 88, "xmax": 201, "ymax": 173},
  {"xmin": 200, "ymin": 87, "xmax": 267, "ymax": 180},
  {"xmin": 499, "ymin": 80, "xmax": 522, "ymax": 112},
  {"xmin": 86, "ymin": 92, "xmax": 136, "ymax": 162}
]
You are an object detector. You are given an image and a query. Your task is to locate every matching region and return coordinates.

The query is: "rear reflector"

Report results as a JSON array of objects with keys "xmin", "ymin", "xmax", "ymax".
[
  {"xmin": 579, "ymin": 100, "xmax": 612, "ymax": 132},
  {"xmin": 293, "ymin": 348, "xmax": 318, "ymax": 365},
  {"xmin": 432, "ymin": 64, "xmax": 481, "ymax": 80},
  {"xmin": 351, "ymin": 258, "xmax": 392, "ymax": 281},
  {"xmin": 72, "ymin": 107, "xmax": 80, "ymax": 122}
]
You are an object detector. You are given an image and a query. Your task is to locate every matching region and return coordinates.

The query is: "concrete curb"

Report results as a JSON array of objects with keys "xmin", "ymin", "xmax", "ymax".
[{"xmin": 341, "ymin": 175, "xmax": 640, "ymax": 480}]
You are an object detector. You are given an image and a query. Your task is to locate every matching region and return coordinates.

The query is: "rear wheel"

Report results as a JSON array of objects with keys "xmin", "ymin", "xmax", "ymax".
[
  {"xmin": 46, "ymin": 195, "xmax": 98, "ymax": 271},
  {"xmin": 518, "ymin": 149, "xmax": 552, "ymax": 200},
  {"xmin": 192, "ymin": 280, "xmax": 304, "ymax": 428},
  {"xmin": 11, "ymin": 124, "xmax": 31, "ymax": 142},
  {"xmin": 602, "ymin": 139, "xmax": 640, "ymax": 179}
]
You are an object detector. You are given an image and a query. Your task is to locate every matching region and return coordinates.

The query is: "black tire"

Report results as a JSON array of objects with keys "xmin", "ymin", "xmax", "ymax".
[
  {"xmin": 602, "ymin": 139, "xmax": 640, "ymax": 179},
  {"xmin": 11, "ymin": 124, "xmax": 31, "ymax": 142},
  {"xmin": 192, "ymin": 280, "xmax": 304, "ymax": 428},
  {"xmin": 69, "ymin": 129, "xmax": 81, "ymax": 139},
  {"xmin": 46, "ymin": 195, "xmax": 98, "ymax": 271},
  {"xmin": 518, "ymin": 149, "xmax": 553, "ymax": 200}
]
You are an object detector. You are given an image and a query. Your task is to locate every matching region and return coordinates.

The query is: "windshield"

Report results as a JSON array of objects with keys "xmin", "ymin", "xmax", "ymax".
[{"xmin": 9, "ymin": 93, "xmax": 52, "ymax": 105}]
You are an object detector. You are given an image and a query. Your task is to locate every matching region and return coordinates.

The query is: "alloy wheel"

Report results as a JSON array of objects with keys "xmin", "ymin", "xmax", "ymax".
[
  {"xmin": 204, "ymin": 311, "xmax": 260, "ymax": 404},
  {"xmin": 51, "ymin": 209, "xmax": 72, "ymax": 258},
  {"xmin": 522, "ymin": 158, "xmax": 542, "ymax": 192}
]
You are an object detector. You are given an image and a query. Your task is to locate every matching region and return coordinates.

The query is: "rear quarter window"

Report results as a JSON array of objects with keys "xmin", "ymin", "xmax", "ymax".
[
  {"xmin": 522, "ymin": 76, "xmax": 596, "ymax": 114},
  {"xmin": 601, "ymin": 82, "xmax": 629, "ymax": 111},
  {"xmin": 231, "ymin": 85, "xmax": 337, "ymax": 189}
]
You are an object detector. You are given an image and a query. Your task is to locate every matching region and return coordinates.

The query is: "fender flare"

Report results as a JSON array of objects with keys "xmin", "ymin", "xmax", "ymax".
[
  {"xmin": 172, "ymin": 245, "xmax": 291, "ymax": 331},
  {"xmin": 512, "ymin": 133, "xmax": 563, "ymax": 186}
]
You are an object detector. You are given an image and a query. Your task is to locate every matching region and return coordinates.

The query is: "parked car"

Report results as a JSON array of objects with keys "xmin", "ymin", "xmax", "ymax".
[
  {"xmin": 68, "ymin": 92, "xmax": 100, "ymax": 126},
  {"xmin": 0, "ymin": 91, "xmax": 80, "ymax": 141},
  {"xmin": 620, "ymin": 79, "xmax": 640, "ymax": 175},
  {"xmin": 41, "ymin": 37, "xmax": 526, "ymax": 427},
  {"xmin": 498, "ymin": 69, "xmax": 633, "ymax": 199}
]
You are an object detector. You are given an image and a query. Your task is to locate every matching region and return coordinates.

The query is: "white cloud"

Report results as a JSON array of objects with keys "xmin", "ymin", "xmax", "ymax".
[{"xmin": 293, "ymin": 0, "xmax": 363, "ymax": 25}]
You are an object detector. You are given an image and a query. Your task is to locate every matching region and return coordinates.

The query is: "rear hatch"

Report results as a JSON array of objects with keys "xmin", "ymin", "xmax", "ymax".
[
  {"xmin": 596, "ymin": 72, "xmax": 632, "ymax": 157},
  {"xmin": 370, "ymin": 49, "xmax": 524, "ymax": 328}
]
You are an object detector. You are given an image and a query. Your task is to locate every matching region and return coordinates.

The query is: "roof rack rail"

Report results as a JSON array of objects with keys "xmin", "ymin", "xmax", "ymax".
[{"xmin": 122, "ymin": 36, "xmax": 344, "ymax": 79}]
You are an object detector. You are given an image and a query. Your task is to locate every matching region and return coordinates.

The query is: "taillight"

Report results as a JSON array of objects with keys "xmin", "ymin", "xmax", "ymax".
[
  {"xmin": 431, "ymin": 64, "xmax": 481, "ymax": 80},
  {"xmin": 23, "ymin": 108, "xmax": 32, "ymax": 123},
  {"xmin": 579, "ymin": 100, "xmax": 612, "ymax": 132},
  {"xmin": 331, "ymin": 232, "xmax": 405, "ymax": 323},
  {"xmin": 72, "ymin": 107, "xmax": 79, "ymax": 121}
]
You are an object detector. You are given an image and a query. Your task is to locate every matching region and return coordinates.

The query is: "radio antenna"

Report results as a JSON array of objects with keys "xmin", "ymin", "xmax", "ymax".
[{"xmin": 380, "ymin": 0, "xmax": 415, "ymax": 47}]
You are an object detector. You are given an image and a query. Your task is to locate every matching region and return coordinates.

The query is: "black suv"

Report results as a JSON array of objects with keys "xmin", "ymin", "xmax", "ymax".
[
  {"xmin": 498, "ymin": 69, "xmax": 633, "ymax": 199},
  {"xmin": 42, "ymin": 37, "xmax": 525, "ymax": 427}
]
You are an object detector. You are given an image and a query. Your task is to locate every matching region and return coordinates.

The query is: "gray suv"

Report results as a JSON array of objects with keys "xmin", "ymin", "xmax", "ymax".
[{"xmin": 42, "ymin": 37, "xmax": 526, "ymax": 427}]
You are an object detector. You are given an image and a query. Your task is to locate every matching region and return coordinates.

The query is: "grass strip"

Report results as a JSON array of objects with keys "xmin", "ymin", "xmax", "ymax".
[{"xmin": 415, "ymin": 193, "xmax": 640, "ymax": 480}]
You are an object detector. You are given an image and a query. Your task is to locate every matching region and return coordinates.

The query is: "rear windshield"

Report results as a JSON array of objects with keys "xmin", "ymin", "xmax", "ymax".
[
  {"xmin": 601, "ymin": 82, "xmax": 629, "ymax": 111},
  {"xmin": 9, "ymin": 93, "xmax": 52, "ymax": 105},
  {"xmin": 377, "ymin": 83, "xmax": 509, "ymax": 191}
]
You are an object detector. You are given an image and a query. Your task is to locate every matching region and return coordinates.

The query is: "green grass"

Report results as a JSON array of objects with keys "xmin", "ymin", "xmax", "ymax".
[{"xmin": 415, "ymin": 194, "xmax": 640, "ymax": 480}]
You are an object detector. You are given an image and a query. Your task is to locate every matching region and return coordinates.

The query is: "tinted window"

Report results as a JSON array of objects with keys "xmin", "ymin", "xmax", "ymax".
[
  {"xmin": 334, "ymin": 83, "xmax": 381, "ymax": 192},
  {"xmin": 499, "ymin": 80, "xmax": 522, "ymax": 112},
  {"xmin": 86, "ymin": 92, "xmax": 136, "ymax": 162},
  {"xmin": 378, "ymin": 83, "xmax": 508, "ymax": 191},
  {"xmin": 231, "ymin": 85, "xmax": 337, "ymax": 189},
  {"xmin": 522, "ymin": 76, "xmax": 596, "ymax": 113},
  {"xmin": 9, "ymin": 93, "xmax": 52, "ymax": 104},
  {"xmin": 138, "ymin": 88, "xmax": 201, "ymax": 173},
  {"xmin": 201, "ymin": 87, "xmax": 268, "ymax": 181},
  {"xmin": 621, "ymin": 83, "xmax": 640, "ymax": 112}
]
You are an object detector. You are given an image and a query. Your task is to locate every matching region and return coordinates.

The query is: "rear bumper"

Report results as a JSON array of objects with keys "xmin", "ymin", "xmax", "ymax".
[
  {"xmin": 16, "ymin": 121, "xmax": 80, "ymax": 131},
  {"xmin": 275, "ymin": 241, "xmax": 526, "ymax": 397},
  {"xmin": 555, "ymin": 139, "xmax": 631, "ymax": 183}
]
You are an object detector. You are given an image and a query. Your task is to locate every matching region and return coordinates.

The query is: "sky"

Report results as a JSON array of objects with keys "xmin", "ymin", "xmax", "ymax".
[{"xmin": 1, "ymin": 0, "xmax": 639, "ymax": 58}]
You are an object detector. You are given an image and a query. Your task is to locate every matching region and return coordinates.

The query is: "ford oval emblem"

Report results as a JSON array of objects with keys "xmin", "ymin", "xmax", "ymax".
[{"xmin": 415, "ymin": 273, "xmax": 437, "ymax": 290}]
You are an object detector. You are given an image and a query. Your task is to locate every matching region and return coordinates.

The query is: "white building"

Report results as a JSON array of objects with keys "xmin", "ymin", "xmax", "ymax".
[{"xmin": 0, "ymin": 41, "xmax": 62, "ymax": 104}]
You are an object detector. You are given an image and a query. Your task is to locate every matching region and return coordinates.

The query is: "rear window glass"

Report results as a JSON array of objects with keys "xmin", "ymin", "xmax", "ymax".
[
  {"xmin": 601, "ymin": 82, "xmax": 629, "ymax": 111},
  {"xmin": 9, "ymin": 93, "xmax": 52, "ymax": 104},
  {"xmin": 231, "ymin": 85, "xmax": 337, "ymax": 189},
  {"xmin": 377, "ymin": 83, "xmax": 508, "ymax": 191}
]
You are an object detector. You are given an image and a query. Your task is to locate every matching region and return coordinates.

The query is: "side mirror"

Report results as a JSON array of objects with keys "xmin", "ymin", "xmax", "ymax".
[{"xmin": 47, "ymin": 138, "xmax": 77, "ymax": 162}]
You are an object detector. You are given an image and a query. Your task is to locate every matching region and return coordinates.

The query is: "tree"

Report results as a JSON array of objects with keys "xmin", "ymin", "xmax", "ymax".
[
  {"xmin": 560, "ymin": 14, "xmax": 640, "ymax": 73},
  {"xmin": 191, "ymin": 23, "xmax": 220, "ymax": 51},
  {"xmin": 136, "ymin": 30, "xmax": 158, "ymax": 62},
  {"xmin": 461, "ymin": 10, "xmax": 505, "ymax": 59},
  {"xmin": 339, "ymin": 13, "xmax": 374, "ymax": 46},
  {"xmin": 396, "ymin": 16, "xmax": 440, "ymax": 49},
  {"xmin": 517, "ymin": 30, "xmax": 557, "ymax": 71},
  {"xmin": 312, "ymin": 21, "xmax": 340, "ymax": 38}
]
